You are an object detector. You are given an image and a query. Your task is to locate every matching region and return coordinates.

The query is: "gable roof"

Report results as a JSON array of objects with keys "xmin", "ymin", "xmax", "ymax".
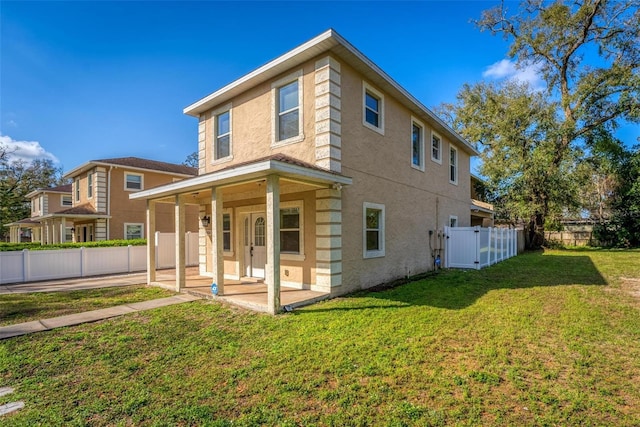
[
  {"xmin": 184, "ymin": 28, "xmax": 478, "ymax": 156},
  {"xmin": 64, "ymin": 157, "xmax": 197, "ymax": 179},
  {"xmin": 25, "ymin": 183, "xmax": 72, "ymax": 199}
]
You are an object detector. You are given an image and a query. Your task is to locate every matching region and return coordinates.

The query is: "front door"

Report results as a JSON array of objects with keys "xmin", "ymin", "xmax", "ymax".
[{"xmin": 243, "ymin": 213, "xmax": 266, "ymax": 279}]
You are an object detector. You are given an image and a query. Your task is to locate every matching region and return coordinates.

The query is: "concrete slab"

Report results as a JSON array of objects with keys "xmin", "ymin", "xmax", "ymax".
[
  {"xmin": 39, "ymin": 306, "xmax": 138, "ymax": 329},
  {"xmin": 126, "ymin": 294, "xmax": 200, "ymax": 311},
  {"xmin": 0, "ymin": 321, "xmax": 47, "ymax": 340},
  {"xmin": 0, "ymin": 387, "xmax": 14, "ymax": 397},
  {"xmin": 0, "ymin": 401, "xmax": 25, "ymax": 416}
]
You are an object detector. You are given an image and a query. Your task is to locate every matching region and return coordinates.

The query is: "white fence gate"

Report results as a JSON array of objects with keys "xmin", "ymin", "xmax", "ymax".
[
  {"xmin": 445, "ymin": 226, "xmax": 518, "ymax": 269},
  {"xmin": 0, "ymin": 232, "xmax": 199, "ymax": 285}
]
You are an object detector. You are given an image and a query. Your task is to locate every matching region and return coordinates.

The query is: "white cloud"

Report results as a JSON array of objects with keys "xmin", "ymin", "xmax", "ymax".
[
  {"xmin": 483, "ymin": 59, "xmax": 543, "ymax": 89},
  {"xmin": 0, "ymin": 134, "xmax": 59, "ymax": 164}
]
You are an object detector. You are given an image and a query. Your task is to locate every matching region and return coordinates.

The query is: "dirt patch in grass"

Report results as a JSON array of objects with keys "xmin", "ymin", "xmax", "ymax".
[{"xmin": 621, "ymin": 277, "xmax": 640, "ymax": 299}]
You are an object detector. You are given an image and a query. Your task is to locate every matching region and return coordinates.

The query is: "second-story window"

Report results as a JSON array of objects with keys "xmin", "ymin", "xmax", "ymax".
[
  {"xmin": 215, "ymin": 111, "xmax": 231, "ymax": 160},
  {"xmin": 278, "ymin": 80, "xmax": 299, "ymax": 141},
  {"xmin": 432, "ymin": 131, "xmax": 442, "ymax": 164},
  {"xmin": 62, "ymin": 195, "xmax": 72, "ymax": 206},
  {"xmin": 411, "ymin": 118, "xmax": 424, "ymax": 171},
  {"xmin": 87, "ymin": 173, "xmax": 93, "ymax": 198},
  {"xmin": 362, "ymin": 82, "xmax": 384, "ymax": 134},
  {"xmin": 125, "ymin": 173, "xmax": 143, "ymax": 191},
  {"xmin": 449, "ymin": 146, "xmax": 458, "ymax": 185},
  {"xmin": 75, "ymin": 179, "xmax": 80, "ymax": 202}
]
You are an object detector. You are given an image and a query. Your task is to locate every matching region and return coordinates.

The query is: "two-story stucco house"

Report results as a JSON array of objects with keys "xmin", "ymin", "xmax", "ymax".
[
  {"xmin": 130, "ymin": 30, "xmax": 479, "ymax": 313},
  {"xmin": 5, "ymin": 184, "xmax": 73, "ymax": 243},
  {"xmin": 26, "ymin": 157, "xmax": 199, "ymax": 243}
]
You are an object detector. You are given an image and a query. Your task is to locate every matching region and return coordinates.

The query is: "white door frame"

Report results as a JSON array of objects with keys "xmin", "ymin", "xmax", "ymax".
[{"xmin": 236, "ymin": 204, "xmax": 267, "ymax": 279}]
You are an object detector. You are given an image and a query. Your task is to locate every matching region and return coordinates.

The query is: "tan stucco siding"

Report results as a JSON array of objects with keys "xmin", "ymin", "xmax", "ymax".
[{"xmin": 200, "ymin": 60, "xmax": 321, "ymax": 174}]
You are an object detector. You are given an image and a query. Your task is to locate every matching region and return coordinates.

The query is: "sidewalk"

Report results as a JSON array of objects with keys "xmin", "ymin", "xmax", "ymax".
[
  {"xmin": 0, "ymin": 272, "xmax": 149, "ymax": 295},
  {"xmin": 0, "ymin": 293, "xmax": 202, "ymax": 340}
]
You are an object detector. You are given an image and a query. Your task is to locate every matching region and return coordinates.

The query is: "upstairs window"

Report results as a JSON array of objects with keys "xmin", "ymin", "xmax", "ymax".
[
  {"xmin": 125, "ymin": 173, "xmax": 143, "ymax": 191},
  {"xmin": 432, "ymin": 131, "xmax": 442, "ymax": 163},
  {"xmin": 87, "ymin": 173, "xmax": 93, "ymax": 198},
  {"xmin": 75, "ymin": 178, "xmax": 80, "ymax": 201},
  {"xmin": 278, "ymin": 80, "xmax": 300, "ymax": 141},
  {"xmin": 363, "ymin": 82, "xmax": 384, "ymax": 134},
  {"xmin": 449, "ymin": 146, "xmax": 458, "ymax": 185},
  {"xmin": 62, "ymin": 195, "xmax": 72, "ymax": 206},
  {"xmin": 215, "ymin": 111, "xmax": 231, "ymax": 160},
  {"xmin": 411, "ymin": 118, "xmax": 424, "ymax": 171}
]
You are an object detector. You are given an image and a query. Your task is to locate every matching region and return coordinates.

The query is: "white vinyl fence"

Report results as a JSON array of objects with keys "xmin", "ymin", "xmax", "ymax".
[
  {"xmin": 0, "ymin": 232, "xmax": 198, "ymax": 285},
  {"xmin": 444, "ymin": 226, "xmax": 518, "ymax": 270}
]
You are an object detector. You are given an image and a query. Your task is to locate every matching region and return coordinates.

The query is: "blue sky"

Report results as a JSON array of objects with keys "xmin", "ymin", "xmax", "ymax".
[{"xmin": 1, "ymin": 1, "xmax": 638, "ymax": 174}]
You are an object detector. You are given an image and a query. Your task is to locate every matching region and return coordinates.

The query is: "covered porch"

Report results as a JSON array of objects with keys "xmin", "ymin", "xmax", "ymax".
[{"xmin": 130, "ymin": 155, "xmax": 352, "ymax": 314}]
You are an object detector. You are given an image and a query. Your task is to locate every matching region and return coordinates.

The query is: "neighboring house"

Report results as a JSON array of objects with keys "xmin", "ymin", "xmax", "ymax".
[
  {"xmin": 130, "ymin": 29, "xmax": 479, "ymax": 313},
  {"xmin": 470, "ymin": 174, "xmax": 494, "ymax": 227},
  {"xmin": 5, "ymin": 184, "xmax": 72, "ymax": 243},
  {"xmin": 7, "ymin": 157, "xmax": 199, "ymax": 244}
]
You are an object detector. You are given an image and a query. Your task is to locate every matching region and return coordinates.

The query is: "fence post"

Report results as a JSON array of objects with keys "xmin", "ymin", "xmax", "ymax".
[
  {"xmin": 155, "ymin": 231, "xmax": 160, "ymax": 268},
  {"xmin": 127, "ymin": 245, "xmax": 132, "ymax": 273},
  {"xmin": 22, "ymin": 249, "xmax": 30, "ymax": 283},
  {"xmin": 80, "ymin": 246, "xmax": 85, "ymax": 277},
  {"xmin": 475, "ymin": 226, "xmax": 481, "ymax": 270},
  {"xmin": 444, "ymin": 226, "xmax": 449, "ymax": 268},
  {"xmin": 500, "ymin": 228, "xmax": 505, "ymax": 261}
]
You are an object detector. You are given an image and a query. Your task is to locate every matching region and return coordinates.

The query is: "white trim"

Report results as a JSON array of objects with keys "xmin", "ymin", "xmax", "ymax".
[
  {"xmin": 61, "ymin": 194, "xmax": 72, "ymax": 207},
  {"xmin": 363, "ymin": 202, "xmax": 385, "ymax": 259},
  {"xmin": 272, "ymin": 70, "xmax": 304, "ymax": 147},
  {"xmin": 449, "ymin": 145, "xmax": 458, "ymax": 185},
  {"xmin": 75, "ymin": 178, "xmax": 80, "ymax": 202},
  {"xmin": 129, "ymin": 158, "xmax": 352, "ymax": 201},
  {"xmin": 211, "ymin": 103, "xmax": 233, "ymax": 164},
  {"xmin": 124, "ymin": 222, "xmax": 144, "ymax": 239},
  {"xmin": 280, "ymin": 200, "xmax": 304, "ymax": 257},
  {"xmin": 222, "ymin": 207, "xmax": 233, "ymax": 253},
  {"xmin": 125, "ymin": 172, "xmax": 144, "ymax": 191},
  {"xmin": 87, "ymin": 172, "xmax": 94, "ymax": 199},
  {"xmin": 411, "ymin": 116, "xmax": 425, "ymax": 172},
  {"xmin": 362, "ymin": 81, "xmax": 384, "ymax": 135},
  {"xmin": 449, "ymin": 215, "xmax": 458, "ymax": 228},
  {"xmin": 431, "ymin": 130, "xmax": 443, "ymax": 164}
]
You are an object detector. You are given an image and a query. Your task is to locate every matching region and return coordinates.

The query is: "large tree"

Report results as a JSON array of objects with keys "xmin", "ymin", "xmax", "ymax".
[
  {"xmin": 0, "ymin": 146, "xmax": 66, "ymax": 239},
  {"xmin": 444, "ymin": 0, "xmax": 639, "ymax": 247}
]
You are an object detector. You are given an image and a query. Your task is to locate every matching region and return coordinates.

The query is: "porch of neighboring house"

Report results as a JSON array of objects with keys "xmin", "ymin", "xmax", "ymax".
[{"xmin": 152, "ymin": 267, "xmax": 330, "ymax": 312}]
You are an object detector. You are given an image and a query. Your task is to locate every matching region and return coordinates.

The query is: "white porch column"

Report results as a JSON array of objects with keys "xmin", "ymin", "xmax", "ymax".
[
  {"xmin": 146, "ymin": 200, "xmax": 157, "ymax": 283},
  {"xmin": 265, "ymin": 175, "xmax": 281, "ymax": 314},
  {"xmin": 211, "ymin": 187, "xmax": 225, "ymax": 295},
  {"xmin": 60, "ymin": 218, "xmax": 66, "ymax": 243},
  {"xmin": 175, "ymin": 195, "xmax": 186, "ymax": 291}
]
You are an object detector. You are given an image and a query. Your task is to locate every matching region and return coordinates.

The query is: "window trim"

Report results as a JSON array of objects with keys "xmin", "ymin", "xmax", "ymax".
[
  {"xmin": 222, "ymin": 208, "xmax": 233, "ymax": 255},
  {"xmin": 411, "ymin": 116, "xmax": 425, "ymax": 171},
  {"xmin": 363, "ymin": 202, "xmax": 385, "ymax": 259},
  {"xmin": 280, "ymin": 200, "xmax": 305, "ymax": 261},
  {"xmin": 87, "ymin": 172, "xmax": 93, "ymax": 199},
  {"xmin": 124, "ymin": 223, "xmax": 144, "ymax": 240},
  {"xmin": 75, "ymin": 178, "xmax": 80, "ymax": 202},
  {"xmin": 124, "ymin": 172, "xmax": 144, "ymax": 191},
  {"xmin": 211, "ymin": 103, "xmax": 233, "ymax": 165},
  {"xmin": 431, "ymin": 130, "xmax": 443, "ymax": 164},
  {"xmin": 449, "ymin": 145, "xmax": 458, "ymax": 185},
  {"xmin": 449, "ymin": 215, "xmax": 458, "ymax": 228},
  {"xmin": 271, "ymin": 70, "xmax": 304, "ymax": 147},
  {"xmin": 61, "ymin": 194, "xmax": 72, "ymax": 207},
  {"xmin": 362, "ymin": 81, "xmax": 385, "ymax": 135}
]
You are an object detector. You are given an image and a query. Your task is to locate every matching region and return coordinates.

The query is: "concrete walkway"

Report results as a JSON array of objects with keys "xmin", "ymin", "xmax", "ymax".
[
  {"xmin": 0, "ymin": 294, "xmax": 201, "ymax": 340},
  {"xmin": 0, "ymin": 272, "xmax": 149, "ymax": 295}
]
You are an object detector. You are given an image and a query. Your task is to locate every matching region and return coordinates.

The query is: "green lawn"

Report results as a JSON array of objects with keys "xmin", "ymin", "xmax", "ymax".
[
  {"xmin": 0, "ymin": 286, "xmax": 174, "ymax": 327},
  {"xmin": 1, "ymin": 250, "xmax": 639, "ymax": 426}
]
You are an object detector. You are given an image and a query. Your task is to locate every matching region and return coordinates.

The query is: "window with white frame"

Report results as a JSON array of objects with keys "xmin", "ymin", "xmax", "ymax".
[
  {"xmin": 223, "ymin": 211, "xmax": 232, "ymax": 252},
  {"xmin": 62, "ymin": 195, "xmax": 72, "ymax": 206},
  {"xmin": 363, "ymin": 202, "xmax": 385, "ymax": 258},
  {"xmin": 75, "ymin": 178, "xmax": 80, "ymax": 201},
  {"xmin": 87, "ymin": 173, "xmax": 93, "ymax": 198},
  {"xmin": 213, "ymin": 105, "xmax": 232, "ymax": 162},
  {"xmin": 125, "ymin": 173, "xmax": 143, "ymax": 191},
  {"xmin": 449, "ymin": 146, "xmax": 458, "ymax": 184},
  {"xmin": 272, "ymin": 71, "xmax": 303, "ymax": 145},
  {"xmin": 449, "ymin": 215, "xmax": 458, "ymax": 228},
  {"xmin": 432, "ymin": 131, "xmax": 442, "ymax": 163},
  {"xmin": 411, "ymin": 118, "xmax": 425, "ymax": 170},
  {"xmin": 280, "ymin": 207, "xmax": 301, "ymax": 253},
  {"xmin": 363, "ymin": 82, "xmax": 384, "ymax": 134},
  {"xmin": 65, "ymin": 227, "xmax": 73, "ymax": 242},
  {"xmin": 125, "ymin": 223, "xmax": 144, "ymax": 240}
]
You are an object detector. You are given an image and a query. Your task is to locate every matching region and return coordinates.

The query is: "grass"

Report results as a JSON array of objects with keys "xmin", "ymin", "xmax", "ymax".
[
  {"xmin": 0, "ymin": 286, "xmax": 174, "ymax": 326},
  {"xmin": 1, "ymin": 249, "xmax": 640, "ymax": 426}
]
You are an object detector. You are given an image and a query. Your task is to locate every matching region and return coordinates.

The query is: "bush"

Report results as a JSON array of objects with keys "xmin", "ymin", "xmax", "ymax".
[{"xmin": 0, "ymin": 239, "xmax": 147, "ymax": 252}]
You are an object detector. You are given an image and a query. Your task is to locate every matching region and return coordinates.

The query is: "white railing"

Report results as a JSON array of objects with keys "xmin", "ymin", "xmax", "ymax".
[
  {"xmin": 444, "ymin": 226, "xmax": 518, "ymax": 270},
  {"xmin": 0, "ymin": 232, "xmax": 198, "ymax": 285}
]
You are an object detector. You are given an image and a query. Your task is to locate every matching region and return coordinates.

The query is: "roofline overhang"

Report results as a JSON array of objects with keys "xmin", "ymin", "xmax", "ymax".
[
  {"xmin": 39, "ymin": 213, "xmax": 112, "ymax": 220},
  {"xmin": 470, "ymin": 204, "xmax": 494, "ymax": 215},
  {"xmin": 183, "ymin": 28, "xmax": 479, "ymax": 156},
  {"xmin": 25, "ymin": 189, "xmax": 72, "ymax": 199},
  {"xmin": 63, "ymin": 161, "xmax": 195, "ymax": 180},
  {"xmin": 129, "ymin": 158, "xmax": 353, "ymax": 201}
]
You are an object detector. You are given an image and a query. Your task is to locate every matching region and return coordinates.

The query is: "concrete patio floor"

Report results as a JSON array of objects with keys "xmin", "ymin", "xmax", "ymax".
[{"xmin": 152, "ymin": 267, "xmax": 330, "ymax": 312}]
